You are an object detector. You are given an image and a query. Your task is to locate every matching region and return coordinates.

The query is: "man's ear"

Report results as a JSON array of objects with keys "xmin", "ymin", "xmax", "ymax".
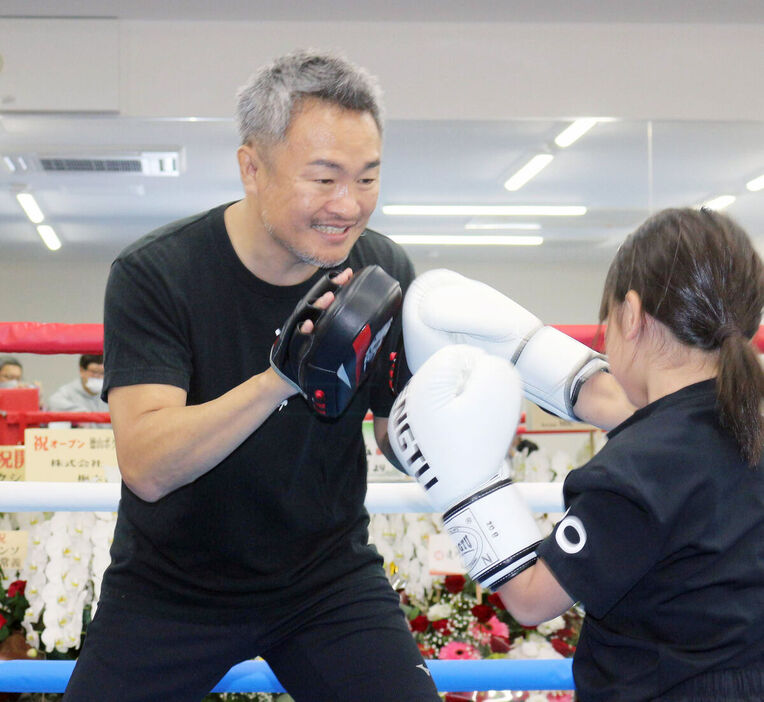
[
  {"xmin": 236, "ymin": 143, "xmax": 264, "ymax": 196},
  {"xmin": 622, "ymin": 290, "xmax": 643, "ymax": 341}
]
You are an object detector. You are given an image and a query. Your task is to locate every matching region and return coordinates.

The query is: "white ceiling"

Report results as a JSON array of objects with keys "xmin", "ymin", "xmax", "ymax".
[
  {"xmin": 3, "ymin": 0, "xmax": 764, "ymax": 24},
  {"xmin": 3, "ymin": 114, "xmax": 762, "ymax": 263},
  {"xmin": 1, "ymin": 3, "xmax": 763, "ymax": 264}
]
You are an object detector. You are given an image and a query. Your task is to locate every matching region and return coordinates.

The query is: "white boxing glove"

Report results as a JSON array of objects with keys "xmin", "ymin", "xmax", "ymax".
[
  {"xmin": 402, "ymin": 268, "xmax": 608, "ymax": 421},
  {"xmin": 388, "ymin": 344, "xmax": 542, "ymax": 589}
]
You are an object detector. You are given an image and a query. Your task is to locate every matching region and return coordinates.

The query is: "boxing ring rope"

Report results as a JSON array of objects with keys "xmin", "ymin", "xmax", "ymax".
[
  {"xmin": 4, "ymin": 321, "xmax": 761, "ymax": 694},
  {"xmin": 0, "ymin": 659, "xmax": 574, "ymax": 693},
  {"xmin": 0, "ymin": 479, "xmax": 565, "ymax": 514},
  {"xmin": 2, "ymin": 321, "xmax": 763, "ymax": 354}
]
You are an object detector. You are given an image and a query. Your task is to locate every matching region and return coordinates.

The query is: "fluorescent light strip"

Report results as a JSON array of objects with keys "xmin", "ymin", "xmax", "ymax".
[
  {"xmin": 465, "ymin": 222, "xmax": 541, "ymax": 230},
  {"xmin": 701, "ymin": 195, "xmax": 736, "ymax": 211},
  {"xmin": 554, "ymin": 118, "xmax": 600, "ymax": 148},
  {"xmin": 504, "ymin": 154, "xmax": 554, "ymax": 192},
  {"xmin": 3, "ymin": 156, "xmax": 16, "ymax": 172},
  {"xmin": 383, "ymin": 205, "xmax": 586, "ymax": 216},
  {"xmin": 387, "ymin": 234, "xmax": 543, "ymax": 246},
  {"xmin": 37, "ymin": 225, "xmax": 61, "ymax": 251},
  {"xmin": 746, "ymin": 174, "xmax": 764, "ymax": 192},
  {"xmin": 16, "ymin": 193, "xmax": 45, "ymax": 224}
]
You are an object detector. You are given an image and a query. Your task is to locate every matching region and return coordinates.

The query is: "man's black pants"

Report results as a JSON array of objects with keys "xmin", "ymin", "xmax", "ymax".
[{"xmin": 63, "ymin": 573, "xmax": 440, "ymax": 701}]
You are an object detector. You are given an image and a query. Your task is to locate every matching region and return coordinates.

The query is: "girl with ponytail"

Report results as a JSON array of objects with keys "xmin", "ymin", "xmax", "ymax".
[
  {"xmin": 599, "ymin": 207, "xmax": 764, "ymax": 467},
  {"xmin": 505, "ymin": 207, "xmax": 764, "ymax": 701}
]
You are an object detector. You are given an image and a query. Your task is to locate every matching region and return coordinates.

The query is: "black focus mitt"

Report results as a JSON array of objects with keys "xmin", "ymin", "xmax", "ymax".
[{"xmin": 270, "ymin": 265, "xmax": 402, "ymax": 417}]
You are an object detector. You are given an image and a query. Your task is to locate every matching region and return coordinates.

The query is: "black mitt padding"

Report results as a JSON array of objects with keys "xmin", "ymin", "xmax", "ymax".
[{"xmin": 270, "ymin": 266, "xmax": 402, "ymax": 417}]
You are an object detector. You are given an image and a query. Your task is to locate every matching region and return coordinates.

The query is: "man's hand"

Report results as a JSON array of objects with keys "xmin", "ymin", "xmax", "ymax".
[{"xmin": 270, "ymin": 265, "xmax": 402, "ymax": 417}]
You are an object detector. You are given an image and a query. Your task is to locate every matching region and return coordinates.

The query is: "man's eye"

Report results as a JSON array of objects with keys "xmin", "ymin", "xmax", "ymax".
[
  {"xmin": 316, "ymin": 179, "xmax": 334, "ymax": 185},
  {"xmin": 359, "ymin": 178, "xmax": 377, "ymax": 185}
]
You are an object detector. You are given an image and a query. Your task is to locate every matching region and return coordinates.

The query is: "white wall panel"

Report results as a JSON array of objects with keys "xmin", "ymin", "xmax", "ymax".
[
  {"xmin": 0, "ymin": 19, "xmax": 119, "ymax": 112},
  {"xmin": 118, "ymin": 20, "xmax": 764, "ymax": 121}
]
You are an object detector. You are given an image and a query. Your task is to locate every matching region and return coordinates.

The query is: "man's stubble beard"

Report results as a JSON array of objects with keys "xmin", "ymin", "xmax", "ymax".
[{"xmin": 262, "ymin": 212, "xmax": 350, "ymax": 269}]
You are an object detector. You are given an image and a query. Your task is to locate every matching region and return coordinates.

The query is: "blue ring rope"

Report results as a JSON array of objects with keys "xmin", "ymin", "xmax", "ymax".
[{"xmin": 0, "ymin": 658, "xmax": 574, "ymax": 693}]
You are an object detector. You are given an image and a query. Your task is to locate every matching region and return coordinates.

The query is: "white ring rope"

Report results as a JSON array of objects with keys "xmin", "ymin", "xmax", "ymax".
[{"xmin": 0, "ymin": 481, "xmax": 565, "ymax": 514}]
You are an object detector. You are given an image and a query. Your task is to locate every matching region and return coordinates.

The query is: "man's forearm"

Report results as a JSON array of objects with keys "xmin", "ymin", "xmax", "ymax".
[{"xmin": 111, "ymin": 369, "xmax": 294, "ymax": 502}]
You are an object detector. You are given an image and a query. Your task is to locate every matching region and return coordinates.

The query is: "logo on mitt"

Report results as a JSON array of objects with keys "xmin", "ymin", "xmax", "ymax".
[{"xmin": 270, "ymin": 265, "xmax": 402, "ymax": 417}]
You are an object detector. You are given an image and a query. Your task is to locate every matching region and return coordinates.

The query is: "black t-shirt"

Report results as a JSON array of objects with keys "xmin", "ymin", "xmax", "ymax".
[
  {"xmin": 100, "ymin": 203, "xmax": 415, "ymax": 622},
  {"xmin": 538, "ymin": 380, "xmax": 764, "ymax": 701}
]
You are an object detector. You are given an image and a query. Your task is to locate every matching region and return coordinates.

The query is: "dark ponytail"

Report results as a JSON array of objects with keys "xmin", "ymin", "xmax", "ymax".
[
  {"xmin": 717, "ymin": 332, "xmax": 764, "ymax": 466},
  {"xmin": 600, "ymin": 208, "xmax": 764, "ymax": 466}
]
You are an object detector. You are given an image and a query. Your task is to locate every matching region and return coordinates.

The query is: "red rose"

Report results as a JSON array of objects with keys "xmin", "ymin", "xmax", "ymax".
[
  {"xmin": 432, "ymin": 619, "xmax": 451, "ymax": 635},
  {"xmin": 409, "ymin": 615, "xmax": 429, "ymax": 633},
  {"xmin": 470, "ymin": 604, "xmax": 494, "ymax": 622},
  {"xmin": 444, "ymin": 575, "xmax": 466, "ymax": 594},
  {"xmin": 556, "ymin": 627, "xmax": 575, "ymax": 639},
  {"xmin": 489, "ymin": 635, "xmax": 512, "ymax": 653},
  {"xmin": 0, "ymin": 613, "xmax": 6, "ymax": 629},
  {"xmin": 7, "ymin": 581, "xmax": 26, "ymax": 598},
  {"xmin": 486, "ymin": 592, "xmax": 506, "ymax": 609},
  {"xmin": 551, "ymin": 637, "xmax": 576, "ymax": 657}
]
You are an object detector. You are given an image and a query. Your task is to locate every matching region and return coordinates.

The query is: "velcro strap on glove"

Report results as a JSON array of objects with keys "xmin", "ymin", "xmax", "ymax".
[
  {"xmin": 516, "ymin": 326, "xmax": 610, "ymax": 422},
  {"xmin": 443, "ymin": 479, "xmax": 542, "ymax": 590},
  {"xmin": 270, "ymin": 265, "xmax": 402, "ymax": 418}
]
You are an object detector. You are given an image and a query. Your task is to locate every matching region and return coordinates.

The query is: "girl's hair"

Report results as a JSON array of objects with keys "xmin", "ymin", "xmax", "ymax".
[{"xmin": 600, "ymin": 207, "xmax": 764, "ymax": 466}]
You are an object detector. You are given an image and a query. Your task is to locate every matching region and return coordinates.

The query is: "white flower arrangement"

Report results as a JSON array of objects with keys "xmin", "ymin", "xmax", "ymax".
[{"xmin": 6, "ymin": 509, "xmax": 116, "ymax": 655}]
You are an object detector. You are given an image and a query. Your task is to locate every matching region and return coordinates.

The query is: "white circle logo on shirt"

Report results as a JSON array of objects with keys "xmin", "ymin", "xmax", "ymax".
[{"xmin": 555, "ymin": 515, "xmax": 587, "ymax": 554}]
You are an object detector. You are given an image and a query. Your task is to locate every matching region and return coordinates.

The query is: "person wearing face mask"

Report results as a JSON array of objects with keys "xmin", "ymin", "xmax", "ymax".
[
  {"xmin": 48, "ymin": 354, "xmax": 109, "ymax": 426},
  {"xmin": 0, "ymin": 355, "xmax": 44, "ymax": 403},
  {"xmin": 0, "ymin": 356, "xmax": 25, "ymax": 389}
]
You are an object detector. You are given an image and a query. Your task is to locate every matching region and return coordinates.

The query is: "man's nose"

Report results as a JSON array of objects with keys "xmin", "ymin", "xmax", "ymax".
[{"xmin": 325, "ymin": 184, "xmax": 362, "ymax": 220}]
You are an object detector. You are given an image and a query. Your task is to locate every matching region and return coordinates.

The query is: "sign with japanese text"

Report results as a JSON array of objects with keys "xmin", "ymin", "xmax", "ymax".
[
  {"xmin": 23, "ymin": 428, "xmax": 118, "ymax": 482},
  {"xmin": 524, "ymin": 400, "xmax": 595, "ymax": 432},
  {"xmin": 0, "ymin": 446, "xmax": 25, "ymax": 481},
  {"xmin": 0, "ymin": 530, "xmax": 28, "ymax": 570}
]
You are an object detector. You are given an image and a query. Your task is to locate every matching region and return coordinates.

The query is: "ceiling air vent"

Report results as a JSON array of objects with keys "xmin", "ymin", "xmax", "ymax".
[
  {"xmin": 41, "ymin": 158, "xmax": 143, "ymax": 173},
  {"xmin": 23, "ymin": 151, "xmax": 183, "ymax": 177}
]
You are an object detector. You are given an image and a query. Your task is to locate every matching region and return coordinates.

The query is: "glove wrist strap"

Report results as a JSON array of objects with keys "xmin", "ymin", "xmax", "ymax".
[
  {"xmin": 518, "ymin": 325, "xmax": 610, "ymax": 422},
  {"xmin": 443, "ymin": 479, "xmax": 542, "ymax": 591}
]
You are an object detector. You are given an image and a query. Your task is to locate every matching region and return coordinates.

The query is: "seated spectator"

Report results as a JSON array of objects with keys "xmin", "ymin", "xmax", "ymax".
[
  {"xmin": 49, "ymin": 354, "xmax": 109, "ymax": 426},
  {"xmin": 0, "ymin": 356, "xmax": 24, "ymax": 388}
]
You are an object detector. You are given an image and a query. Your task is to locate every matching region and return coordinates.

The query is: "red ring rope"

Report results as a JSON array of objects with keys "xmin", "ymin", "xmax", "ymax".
[
  {"xmin": 2, "ymin": 322, "xmax": 762, "ymax": 354},
  {"xmin": 0, "ymin": 322, "xmax": 103, "ymax": 354}
]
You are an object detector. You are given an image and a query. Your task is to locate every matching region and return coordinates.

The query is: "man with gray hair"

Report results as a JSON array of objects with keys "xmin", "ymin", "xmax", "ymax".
[{"xmin": 64, "ymin": 50, "xmax": 440, "ymax": 701}]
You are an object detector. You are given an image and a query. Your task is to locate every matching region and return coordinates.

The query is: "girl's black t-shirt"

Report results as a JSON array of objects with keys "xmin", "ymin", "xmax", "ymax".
[{"xmin": 538, "ymin": 380, "xmax": 764, "ymax": 700}]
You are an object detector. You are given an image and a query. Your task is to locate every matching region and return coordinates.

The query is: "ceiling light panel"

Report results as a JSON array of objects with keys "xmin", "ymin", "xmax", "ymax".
[
  {"xmin": 387, "ymin": 234, "xmax": 543, "ymax": 246},
  {"xmin": 701, "ymin": 194, "xmax": 736, "ymax": 210},
  {"xmin": 504, "ymin": 154, "xmax": 554, "ymax": 192},
  {"xmin": 465, "ymin": 222, "xmax": 541, "ymax": 230},
  {"xmin": 37, "ymin": 225, "xmax": 61, "ymax": 251},
  {"xmin": 746, "ymin": 174, "xmax": 764, "ymax": 192},
  {"xmin": 382, "ymin": 205, "xmax": 586, "ymax": 216},
  {"xmin": 554, "ymin": 118, "xmax": 600, "ymax": 148},
  {"xmin": 16, "ymin": 192, "xmax": 45, "ymax": 224}
]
